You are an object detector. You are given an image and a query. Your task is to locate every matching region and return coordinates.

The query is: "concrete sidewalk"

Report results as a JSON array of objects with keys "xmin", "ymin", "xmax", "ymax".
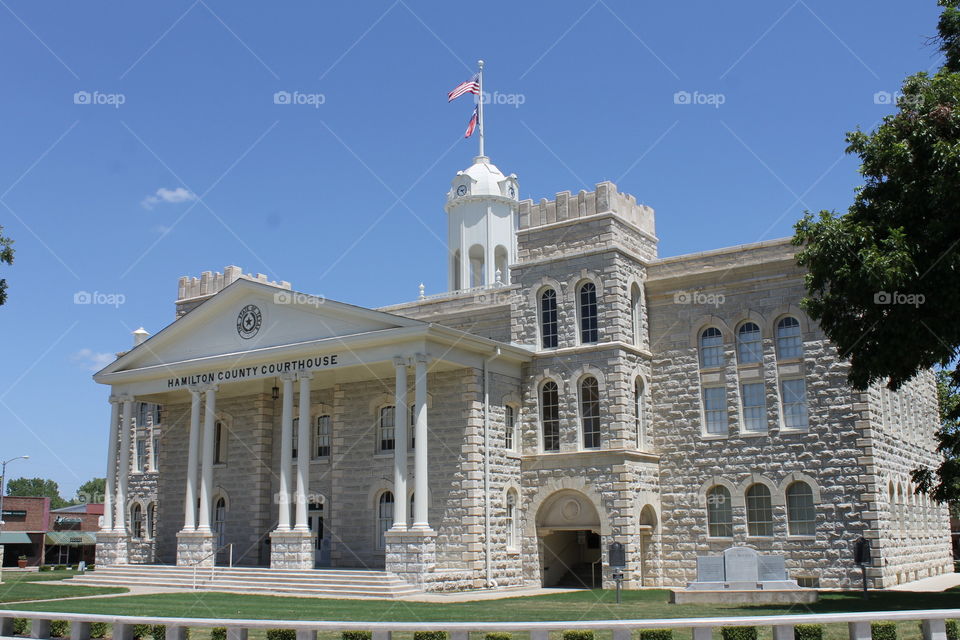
[{"xmin": 888, "ymin": 572, "xmax": 960, "ymax": 592}]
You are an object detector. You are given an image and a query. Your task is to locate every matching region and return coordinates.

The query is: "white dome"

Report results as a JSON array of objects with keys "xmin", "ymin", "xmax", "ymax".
[{"xmin": 460, "ymin": 156, "xmax": 506, "ymax": 196}]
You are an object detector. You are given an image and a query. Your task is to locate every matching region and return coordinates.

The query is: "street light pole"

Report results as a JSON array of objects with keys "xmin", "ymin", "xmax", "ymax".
[{"xmin": 0, "ymin": 455, "xmax": 30, "ymax": 580}]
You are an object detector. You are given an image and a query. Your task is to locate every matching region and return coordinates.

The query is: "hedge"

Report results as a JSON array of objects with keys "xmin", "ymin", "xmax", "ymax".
[
  {"xmin": 721, "ymin": 626, "xmax": 758, "ymax": 640},
  {"xmin": 266, "ymin": 630, "xmax": 296, "ymax": 640},
  {"xmin": 639, "ymin": 630, "xmax": 673, "ymax": 640},
  {"xmin": 484, "ymin": 634, "xmax": 513, "ymax": 640},
  {"xmin": 413, "ymin": 633, "xmax": 449, "ymax": 640},
  {"xmin": 343, "ymin": 632, "xmax": 373, "ymax": 640},
  {"xmin": 90, "ymin": 623, "xmax": 108, "ymax": 638},
  {"xmin": 50, "ymin": 621, "xmax": 69, "ymax": 638},
  {"xmin": 562, "ymin": 632, "xmax": 595, "ymax": 640},
  {"xmin": 871, "ymin": 622, "xmax": 897, "ymax": 640},
  {"xmin": 211, "ymin": 627, "xmax": 227, "ymax": 640},
  {"xmin": 795, "ymin": 624, "xmax": 823, "ymax": 640}
]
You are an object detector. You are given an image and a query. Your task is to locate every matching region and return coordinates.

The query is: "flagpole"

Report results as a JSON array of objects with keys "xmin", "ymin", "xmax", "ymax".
[{"xmin": 477, "ymin": 59, "xmax": 485, "ymax": 158}]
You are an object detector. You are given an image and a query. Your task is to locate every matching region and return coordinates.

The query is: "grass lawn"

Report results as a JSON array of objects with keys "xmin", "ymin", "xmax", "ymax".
[{"xmin": 0, "ymin": 570, "xmax": 126, "ymax": 604}]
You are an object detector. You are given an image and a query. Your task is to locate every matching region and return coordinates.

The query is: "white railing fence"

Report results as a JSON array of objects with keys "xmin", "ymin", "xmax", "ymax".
[{"xmin": 0, "ymin": 609, "xmax": 958, "ymax": 640}]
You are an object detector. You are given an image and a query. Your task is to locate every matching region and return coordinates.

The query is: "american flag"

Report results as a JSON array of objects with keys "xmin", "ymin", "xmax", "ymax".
[
  {"xmin": 448, "ymin": 74, "xmax": 480, "ymax": 102},
  {"xmin": 464, "ymin": 106, "xmax": 478, "ymax": 138}
]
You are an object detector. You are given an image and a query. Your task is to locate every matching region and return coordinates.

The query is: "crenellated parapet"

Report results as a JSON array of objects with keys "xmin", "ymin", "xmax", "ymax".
[
  {"xmin": 175, "ymin": 265, "xmax": 291, "ymax": 317},
  {"xmin": 518, "ymin": 181, "xmax": 655, "ymax": 238}
]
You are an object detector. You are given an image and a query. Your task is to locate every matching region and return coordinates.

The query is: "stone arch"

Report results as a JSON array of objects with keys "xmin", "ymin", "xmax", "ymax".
[
  {"xmin": 737, "ymin": 473, "xmax": 784, "ymax": 506},
  {"xmin": 769, "ymin": 305, "xmax": 811, "ymax": 338},
  {"xmin": 569, "ymin": 364, "xmax": 608, "ymax": 392},
  {"xmin": 563, "ymin": 269, "xmax": 603, "ymax": 303},
  {"xmin": 734, "ymin": 311, "xmax": 768, "ymax": 336},
  {"xmin": 698, "ymin": 476, "xmax": 743, "ymax": 508},
  {"xmin": 689, "ymin": 315, "xmax": 734, "ymax": 348},
  {"xmin": 780, "ymin": 472, "xmax": 822, "ymax": 503},
  {"xmin": 525, "ymin": 480, "xmax": 611, "ymax": 538},
  {"xmin": 527, "ymin": 277, "xmax": 565, "ymax": 311}
]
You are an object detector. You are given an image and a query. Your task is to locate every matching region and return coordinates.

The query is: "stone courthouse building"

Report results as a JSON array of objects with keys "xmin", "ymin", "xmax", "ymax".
[{"xmin": 92, "ymin": 153, "xmax": 953, "ymax": 592}]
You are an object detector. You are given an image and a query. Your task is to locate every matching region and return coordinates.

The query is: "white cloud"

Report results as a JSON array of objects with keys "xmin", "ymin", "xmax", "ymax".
[
  {"xmin": 72, "ymin": 348, "xmax": 115, "ymax": 372},
  {"xmin": 141, "ymin": 187, "xmax": 197, "ymax": 210}
]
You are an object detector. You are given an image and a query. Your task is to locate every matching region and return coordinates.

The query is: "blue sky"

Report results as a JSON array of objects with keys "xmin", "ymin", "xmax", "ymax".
[{"xmin": 0, "ymin": 1, "xmax": 945, "ymax": 497}]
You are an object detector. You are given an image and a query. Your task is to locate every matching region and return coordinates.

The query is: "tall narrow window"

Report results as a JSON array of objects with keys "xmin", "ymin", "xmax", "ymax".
[
  {"xmin": 315, "ymin": 415, "xmax": 331, "ymax": 458},
  {"xmin": 153, "ymin": 404, "xmax": 162, "ymax": 425},
  {"xmin": 214, "ymin": 497, "xmax": 226, "ymax": 546},
  {"xmin": 506, "ymin": 490, "xmax": 518, "ymax": 548},
  {"xmin": 635, "ymin": 379, "xmax": 647, "ymax": 450},
  {"xmin": 131, "ymin": 504, "xmax": 143, "ymax": 539},
  {"xmin": 452, "ymin": 250, "xmax": 462, "ymax": 290},
  {"xmin": 377, "ymin": 491, "xmax": 394, "ymax": 549},
  {"xmin": 152, "ymin": 435, "xmax": 160, "ymax": 470},
  {"xmin": 147, "ymin": 503, "xmax": 156, "ymax": 538},
  {"xmin": 741, "ymin": 382, "xmax": 767, "ymax": 433},
  {"xmin": 541, "ymin": 381, "xmax": 560, "ymax": 452},
  {"xmin": 706, "ymin": 486, "xmax": 733, "ymax": 537},
  {"xmin": 379, "ymin": 406, "xmax": 396, "ymax": 452},
  {"xmin": 540, "ymin": 289, "xmax": 558, "ymax": 349},
  {"xmin": 746, "ymin": 484, "xmax": 774, "ymax": 536},
  {"xmin": 786, "ymin": 481, "xmax": 815, "ymax": 535},
  {"xmin": 700, "ymin": 327, "xmax": 723, "ymax": 368},
  {"xmin": 469, "ymin": 244, "xmax": 485, "ymax": 288},
  {"xmin": 135, "ymin": 437, "xmax": 146, "ymax": 472},
  {"xmin": 781, "ymin": 379, "xmax": 809, "ymax": 430},
  {"xmin": 214, "ymin": 421, "xmax": 226, "ymax": 464},
  {"xmin": 630, "ymin": 284, "xmax": 642, "ymax": 346},
  {"xmin": 505, "ymin": 405, "xmax": 516, "ymax": 450},
  {"xmin": 291, "ymin": 417, "xmax": 299, "ymax": 459},
  {"xmin": 702, "ymin": 386, "xmax": 727, "ymax": 435},
  {"xmin": 137, "ymin": 402, "xmax": 149, "ymax": 427},
  {"xmin": 579, "ymin": 282, "xmax": 599, "ymax": 344},
  {"xmin": 737, "ymin": 322, "xmax": 762, "ymax": 364},
  {"xmin": 776, "ymin": 317, "xmax": 802, "ymax": 359},
  {"xmin": 409, "ymin": 403, "xmax": 416, "ymax": 450},
  {"xmin": 580, "ymin": 377, "xmax": 601, "ymax": 449}
]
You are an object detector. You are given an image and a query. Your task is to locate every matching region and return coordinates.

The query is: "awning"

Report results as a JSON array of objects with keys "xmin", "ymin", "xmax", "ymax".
[
  {"xmin": 44, "ymin": 532, "xmax": 96, "ymax": 546},
  {"xmin": 0, "ymin": 532, "xmax": 33, "ymax": 544}
]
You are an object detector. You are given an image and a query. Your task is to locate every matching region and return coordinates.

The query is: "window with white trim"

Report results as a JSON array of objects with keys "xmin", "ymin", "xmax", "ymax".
[
  {"xmin": 781, "ymin": 379, "xmax": 809, "ymax": 430},
  {"xmin": 737, "ymin": 322, "xmax": 762, "ymax": 364},
  {"xmin": 541, "ymin": 381, "xmax": 560, "ymax": 452},
  {"xmin": 580, "ymin": 376, "xmax": 601, "ymax": 449},
  {"xmin": 702, "ymin": 386, "xmax": 727, "ymax": 435},
  {"xmin": 578, "ymin": 282, "xmax": 598, "ymax": 344},
  {"xmin": 741, "ymin": 382, "xmax": 767, "ymax": 433},
  {"xmin": 152, "ymin": 435, "xmax": 160, "ymax": 470},
  {"xmin": 135, "ymin": 437, "xmax": 146, "ymax": 472},
  {"xmin": 540, "ymin": 289, "xmax": 558, "ymax": 349},
  {"xmin": 505, "ymin": 405, "xmax": 516, "ymax": 451},
  {"xmin": 131, "ymin": 503, "xmax": 143, "ymax": 539},
  {"xmin": 776, "ymin": 317, "xmax": 802, "ymax": 359},
  {"xmin": 700, "ymin": 327, "xmax": 723, "ymax": 368},
  {"xmin": 746, "ymin": 484, "xmax": 773, "ymax": 536},
  {"xmin": 378, "ymin": 406, "xmax": 395, "ymax": 452},
  {"xmin": 315, "ymin": 415, "xmax": 331, "ymax": 458}
]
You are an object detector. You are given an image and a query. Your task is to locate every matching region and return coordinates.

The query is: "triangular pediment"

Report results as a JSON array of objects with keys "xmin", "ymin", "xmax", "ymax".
[{"xmin": 99, "ymin": 279, "xmax": 422, "ymax": 376}]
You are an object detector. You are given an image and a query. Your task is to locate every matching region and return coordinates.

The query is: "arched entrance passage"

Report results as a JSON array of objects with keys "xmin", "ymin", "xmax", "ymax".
[
  {"xmin": 536, "ymin": 489, "xmax": 602, "ymax": 588},
  {"xmin": 639, "ymin": 504, "xmax": 658, "ymax": 587}
]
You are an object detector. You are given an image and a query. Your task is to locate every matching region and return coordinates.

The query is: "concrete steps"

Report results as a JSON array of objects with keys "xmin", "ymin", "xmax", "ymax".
[{"xmin": 69, "ymin": 564, "xmax": 420, "ymax": 598}]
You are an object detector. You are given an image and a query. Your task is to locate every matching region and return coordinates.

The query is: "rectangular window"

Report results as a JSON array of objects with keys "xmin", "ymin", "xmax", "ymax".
[
  {"xmin": 379, "ymin": 406, "xmax": 396, "ymax": 452},
  {"xmin": 781, "ymin": 379, "xmax": 809, "ymax": 430},
  {"xmin": 214, "ymin": 421, "xmax": 226, "ymax": 464},
  {"xmin": 152, "ymin": 435, "xmax": 160, "ymax": 470},
  {"xmin": 702, "ymin": 386, "xmax": 727, "ymax": 435},
  {"xmin": 505, "ymin": 405, "xmax": 515, "ymax": 450},
  {"xmin": 581, "ymin": 379, "xmax": 601, "ymax": 449},
  {"xmin": 291, "ymin": 417, "xmax": 299, "ymax": 459},
  {"xmin": 153, "ymin": 404, "xmax": 162, "ymax": 425},
  {"xmin": 541, "ymin": 383, "xmax": 560, "ymax": 452},
  {"xmin": 741, "ymin": 382, "xmax": 767, "ymax": 433},
  {"xmin": 315, "ymin": 415, "xmax": 331, "ymax": 458},
  {"xmin": 137, "ymin": 402, "xmax": 149, "ymax": 427},
  {"xmin": 410, "ymin": 403, "xmax": 416, "ymax": 450},
  {"xmin": 135, "ymin": 438, "xmax": 146, "ymax": 472}
]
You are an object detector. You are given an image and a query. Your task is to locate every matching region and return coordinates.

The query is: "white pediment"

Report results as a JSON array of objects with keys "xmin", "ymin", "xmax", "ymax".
[{"xmin": 100, "ymin": 279, "xmax": 422, "ymax": 375}]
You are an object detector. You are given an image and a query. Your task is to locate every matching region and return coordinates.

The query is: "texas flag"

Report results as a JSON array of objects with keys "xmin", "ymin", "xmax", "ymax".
[{"xmin": 464, "ymin": 106, "xmax": 479, "ymax": 138}]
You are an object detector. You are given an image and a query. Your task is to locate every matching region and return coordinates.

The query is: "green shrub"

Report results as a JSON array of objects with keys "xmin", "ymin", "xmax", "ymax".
[
  {"xmin": 39, "ymin": 565, "xmax": 53, "ymax": 571},
  {"xmin": 871, "ymin": 622, "xmax": 897, "ymax": 640},
  {"xmin": 721, "ymin": 627, "xmax": 758, "ymax": 640},
  {"xmin": 13, "ymin": 619, "xmax": 28, "ymax": 636},
  {"xmin": 639, "ymin": 630, "xmax": 673, "ymax": 640},
  {"xmin": 211, "ymin": 628, "xmax": 227, "ymax": 640},
  {"xmin": 133, "ymin": 624, "xmax": 153, "ymax": 639},
  {"xmin": 947, "ymin": 620, "xmax": 959, "ymax": 640},
  {"xmin": 414, "ymin": 633, "xmax": 449, "ymax": 640},
  {"xmin": 266, "ymin": 630, "xmax": 296, "ymax": 640},
  {"xmin": 562, "ymin": 632, "xmax": 594, "ymax": 640},
  {"xmin": 795, "ymin": 625, "xmax": 822, "ymax": 640},
  {"xmin": 484, "ymin": 634, "xmax": 513, "ymax": 640},
  {"xmin": 50, "ymin": 621, "xmax": 69, "ymax": 638},
  {"xmin": 343, "ymin": 632, "xmax": 373, "ymax": 640},
  {"xmin": 90, "ymin": 622, "xmax": 108, "ymax": 638}
]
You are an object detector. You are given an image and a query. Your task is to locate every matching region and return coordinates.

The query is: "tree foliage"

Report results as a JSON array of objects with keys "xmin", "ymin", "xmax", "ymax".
[
  {"xmin": 6, "ymin": 477, "xmax": 69, "ymax": 509},
  {"xmin": 793, "ymin": 1, "xmax": 960, "ymax": 501},
  {"xmin": 0, "ymin": 224, "xmax": 13, "ymax": 306},
  {"xmin": 75, "ymin": 477, "xmax": 106, "ymax": 504}
]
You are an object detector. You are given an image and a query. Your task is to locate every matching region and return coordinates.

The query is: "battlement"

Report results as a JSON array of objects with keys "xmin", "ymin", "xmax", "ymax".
[
  {"xmin": 518, "ymin": 181, "xmax": 655, "ymax": 237},
  {"xmin": 177, "ymin": 266, "xmax": 291, "ymax": 302}
]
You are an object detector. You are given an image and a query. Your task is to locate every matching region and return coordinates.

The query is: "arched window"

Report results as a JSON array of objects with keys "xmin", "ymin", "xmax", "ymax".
[
  {"xmin": 699, "ymin": 327, "xmax": 723, "ymax": 368},
  {"xmin": 315, "ymin": 415, "xmax": 331, "ymax": 458},
  {"xmin": 377, "ymin": 491, "xmax": 394, "ymax": 549},
  {"xmin": 146, "ymin": 502, "xmax": 156, "ymax": 539},
  {"xmin": 746, "ymin": 484, "xmax": 774, "ymax": 536},
  {"xmin": 541, "ymin": 380, "xmax": 560, "ymax": 452},
  {"xmin": 786, "ymin": 482, "xmax": 815, "ymax": 536},
  {"xmin": 378, "ymin": 406, "xmax": 396, "ymax": 452},
  {"xmin": 505, "ymin": 405, "xmax": 516, "ymax": 451},
  {"xmin": 630, "ymin": 284, "xmax": 642, "ymax": 346},
  {"xmin": 580, "ymin": 377, "xmax": 601, "ymax": 449},
  {"xmin": 469, "ymin": 244, "xmax": 485, "ymax": 288},
  {"xmin": 635, "ymin": 378, "xmax": 647, "ymax": 450},
  {"xmin": 214, "ymin": 497, "xmax": 226, "ymax": 546},
  {"xmin": 736, "ymin": 322, "xmax": 762, "ymax": 364},
  {"xmin": 776, "ymin": 317, "xmax": 802, "ymax": 359},
  {"xmin": 452, "ymin": 250, "xmax": 461, "ymax": 290},
  {"xmin": 578, "ymin": 282, "xmax": 598, "ymax": 344},
  {"xmin": 506, "ymin": 489, "xmax": 518, "ymax": 548},
  {"xmin": 706, "ymin": 486, "xmax": 732, "ymax": 537},
  {"xmin": 540, "ymin": 289, "xmax": 558, "ymax": 349},
  {"xmin": 130, "ymin": 503, "xmax": 143, "ymax": 539},
  {"xmin": 214, "ymin": 420, "xmax": 227, "ymax": 464},
  {"xmin": 495, "ymin": 245, "xmax": 509, "ymax": 284}
]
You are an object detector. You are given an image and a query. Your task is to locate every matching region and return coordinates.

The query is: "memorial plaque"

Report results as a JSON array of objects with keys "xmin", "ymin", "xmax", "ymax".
[
  {"xmin": 723, "ymin": 546, "xmax": 759, "ymax": 582},
  {"xmin": 609, "ymin": 542, "xmax": 626, "ymax": 568},
  {"xmin": 697, "ymin": 556, "xmax": 726, "ymax": 582},
  {"xmin": 758, "ymin": 555, "xmax": 786, "ymax": 581}
]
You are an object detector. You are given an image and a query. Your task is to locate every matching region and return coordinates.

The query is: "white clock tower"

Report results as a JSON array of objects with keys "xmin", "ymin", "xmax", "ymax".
[{"xmin": 445, "ymin": 155, "xmax": 519, "ymax": 291}]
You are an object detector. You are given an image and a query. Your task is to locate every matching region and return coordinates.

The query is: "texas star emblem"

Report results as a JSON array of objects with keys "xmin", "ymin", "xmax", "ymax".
[{"xmin": 236, "ymin": 304, "xmax": 262, "ymax": 339}]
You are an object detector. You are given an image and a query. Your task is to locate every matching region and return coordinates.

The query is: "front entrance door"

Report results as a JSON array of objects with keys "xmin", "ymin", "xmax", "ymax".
[{"xmin": 307, "ymin": 502, "xmax": 330, "ymax": 567}]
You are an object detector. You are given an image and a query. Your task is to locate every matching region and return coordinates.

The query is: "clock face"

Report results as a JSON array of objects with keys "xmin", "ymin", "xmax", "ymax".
[
  {"xmin": 237, "ymin": 304, "xmax": 262, "ymax": 339},
  {"xmin": 456, "ymin": 184, "xmax": 467, "ymax": 197},
  {"xmin": 508, "ymin": 186, "xmax": 516, "ymax": 198}
]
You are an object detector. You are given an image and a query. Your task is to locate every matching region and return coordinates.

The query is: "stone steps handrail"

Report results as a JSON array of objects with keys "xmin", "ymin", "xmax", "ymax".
[{"xmin": 2, "ymin": 608, "xmax": 960, "ymax": 640}]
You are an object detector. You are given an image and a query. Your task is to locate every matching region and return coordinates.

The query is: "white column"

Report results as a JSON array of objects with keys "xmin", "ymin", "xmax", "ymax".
[
  {"xmin": 294, "ymin": 371, "xmax": 312, "ymax": 532},
  {"xmin": 197, "ymin": 385, "xmax": 218, "ymax": 532},
  {"xmin": 182, "ymin": 388, "xmax": 202, "ymax": 531},
  {"xmin": 277, "ymin": 373, "xmax": 296, "ymax": 531},
  {"xmin": 102, "ymin": 396, "xmax": 120, "ymax": 531},
  {"xmin": 412, "ymin": 354, "xmax": 430, "ymax": 530},
  {"xmin": 115, "ymin": 397, "xmax": 133, "ymax": 533},
  {"xmin": 391, "ymin": 357, "xmax": 408, "ymax": 530}
]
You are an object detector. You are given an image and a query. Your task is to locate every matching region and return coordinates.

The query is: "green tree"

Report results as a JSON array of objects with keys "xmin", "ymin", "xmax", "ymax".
[
  {"xmin": 913, "ymin": 368, "xmax": 960, "ymax": 504},
  {"xmin": 6, "ymin": 477, "xmax": 68, "ymax": 509},
  {"xmin": 75, "ymin": 477, "xmax": 106, "ymax": 504},
  {"xmin": 793, "ymin": 0, "xmax": 960, "ymax": 492},
  {"xmin": 0, "ymin": 224, "xmax": 13, "ymax": 306}
]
